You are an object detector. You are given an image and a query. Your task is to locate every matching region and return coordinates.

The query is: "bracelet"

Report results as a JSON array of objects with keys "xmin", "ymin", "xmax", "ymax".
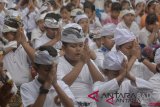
[{"xmin": 39, "ymin": 86, "xmax": 49, "ymax": 94}]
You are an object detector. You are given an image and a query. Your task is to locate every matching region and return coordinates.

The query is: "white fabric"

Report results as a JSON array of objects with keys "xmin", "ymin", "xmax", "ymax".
[
  {"xmin": 44, "ymin": 18, "xmax": 59, "ymax": 28},
  {"xmin": 0, "ymin": 0, "xmax": 8, "ymax": 3},
  {"xmin": 61, "ymin": 23, "xmax": 85, "ymax": 43},
  {"xmin": 103, "ymin": 51, "xmax": 126, "ymax": 70},
  {"xmin": 119, "ymin": 9, "xmax": 135, "ymax": 19},
  {"xmin": 148, "ymin": 73, "xmax": 160, "ymax": 103},
  {"xmin": 34, "ymin": 33, "xmax": 62, "ymax": 50},
  {"xmin": 154, "ymin": 48, "xmax": 160, "ymax": 64},
  {"xmin": 71, "ymin": 8, "xmax": 84, "ymax": 17},
  {"xmin": 20, "ymin": 7, "xmax": 38, "ymax": 33},
  {"xmin": 31, "ymin": 27, "xmax": 44, "ymax": 47},
  {"xmin": 89, "ymin": 17, "xmax": 102, "ymax": 33},
  {"xmin": 34, "ymin": 50, "xmax": 56, "ymax": 65},
  {"xmin": 117, "ymin": 21, "xmax": 140, "ymax": 38},
  {"xmin": 2, "ymin": 24, "xmax": 17, "ymax": 33},
  {"xmin": 20, "ymin": 78, "xmax": 75, "ymax": 107},
  {"xmin": 130, "ymin": 59, "xmax": 154, "ymax": 80},
  {"xmin": 94, "ymin": 78, "xmax": 153, "ymax": 107},
  {"xmin": 139, "ymin": 27, "xmax": 159, "ymax": 46},
  {"xmin": 3, "ymin": 41, "xmax": 17, "ymax": 49},
  {"xmin": 114, "ymin": 28, "xmax": 136, "ymax": 46},
  {"xmin": 101, "ymin": 24, "xmax": 116, "ymax": 37},
  {"xmin": 3, "ymin": 45, "xmax": 31, "ymax": 86},
  {"xmin": 74, "ymin": 14, "xmax": 88, "ymax": 23},
  {"xmin": 35, "ymin": 13, "xmax": 46, "ymax": 22},
  {"xmin": 57, "ymin": 56, "xmax": 99, "ymax": 104},
  {"xmin": 135, "ymin": 0, "xmax": 146, "ymax": 6}
]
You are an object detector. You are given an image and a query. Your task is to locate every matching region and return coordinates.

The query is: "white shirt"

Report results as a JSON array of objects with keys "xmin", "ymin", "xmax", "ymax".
[
  {"xmin": 93, "ymin": 78, "xmax": 153, "ymax": 107},
  {"xmin": 138, "ymin": 27, "xmax": 160, "ymax": 46},
  {"xmin": 148, "ymin": 73, "xmax": 160, "ymax": 103},
  {"xmin": 89, "ymin": 17, "xmax": 102, "ymax": 33},
  {"xmin": 21, "ymin": 7, "xmax": 39, "ymax": 33},
  {"xmin": 20, "ymin": 78, "xmax": 75, "ymax": 107},
  {"xmin": 130, "ymin": 60, "xmax": 154, "ymax": 80},
  {"xmin": 3, "ymin": 45, "xmax": 31, "ymax": 86},
  {"xmin": 57, "ymin": 56, "xmax": 99, "ymax": 105},
  {"xmin": 31, "ymin": 27, "xmax": 44, "ymax": 48},
  {"xmin": 34, "ymin": 33, "xmax": 62, "ymax": 49},
  {"xmin": 117, "ymin": 21, "xmax": 140, "ymax": 38}
]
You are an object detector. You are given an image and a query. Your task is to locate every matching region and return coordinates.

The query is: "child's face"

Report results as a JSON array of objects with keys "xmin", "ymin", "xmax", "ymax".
[
  {"xmin": 84, "ymin": 8, "xmax": 93, "ymax": 18},
  {"xmin": 63, "ymin": 42, "xmax": 84, "ymax": 61},
  {"xmin": 3, "ymin": 32, "xmax": 16, "ymax": 41},
  {"xmin": 78, "ymin": 18, "xmax": 89, "ymax": 32},
  {"xmin": 119, "ymin": 41, "xmax": 134, "ymax": 59},
  {"xmin": 123, "ymin": 13, "xmax": 134, "ymax": 26},
  {"xmin": 93, "ymin": 38, "xmax": 102, "ymax": 48},
  {"xmin": 122, "ymin": 2, "xmax": 130, "ymax": 10},
  {"xmin": 111, "ymin": 11, "xmax": 120, "ymax": 19},
  {"xmin": 37, "ymin": 20, "xmax": 45, "ymax": 32},
  {"xmin": 146, "ymin": 23, "xmax": 156, "ymax": 32},
  {"xmin": 60, "ymin": 9, "xmax": 71, "ymax": 21},
  {"xmin": 0, "ymin": 2, "xmax": 5, "ymax": 11},
  {"xmin": 102, "ymin": 36, "xmax": 114, "ymax": 50},
  {"xmin": 148, "ymin": 4, "xmax": 156, "ymax": 14},
  {"xmin": 105, "ymin": 3, "xmax": 112, "ymax": 13},
  {"xmin": 136, "ymin": 2, "xmax": 145, "ymax": 13},
  {"xmin": 46, "ymin": 28, "xmax": 59, "ymax": 39}
]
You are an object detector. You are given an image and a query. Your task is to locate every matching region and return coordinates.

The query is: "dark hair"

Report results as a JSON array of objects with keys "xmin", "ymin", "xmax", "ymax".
[
  {"xmin": 121, "ymin": 0, "xmax": 130, "ymax": 7},
  {"xmin": 147, "ymin": 0, "xmax": 157, "ymax": 8},
  {"xmin": 66, "ymin": 3, "xmax": 76, "ymax": 10},
  {"xmin": 145, "ymin": 13, "xmax": 158, "ymax": 25},
  {"xmin": 62, "ymin": 42, "xmax": 68, "ymax": 46},
  {"xmin": 60, "ymin": 5, "xmax": 72, "ymax": 13},
  {"xmin": 38, "ymin": 46, "xmax": 58, "ymax": 57},
  {"xmin": 111, "ymin": 2, "xmax": 121, "ymax": 11},
  {"xmin": 44, "ymin": 13, "xmax": 61, "ymax": 22},
  {"xmin": 104, "ymin": 0, "xmax": 112, "ymax": 8},
  {"xmin": 83, "ymin": 1, "xmax": 95, "ymax": 12},
  {"xmin": 4, "ymin": 17, "xmax": 20, "ymax": 29}
]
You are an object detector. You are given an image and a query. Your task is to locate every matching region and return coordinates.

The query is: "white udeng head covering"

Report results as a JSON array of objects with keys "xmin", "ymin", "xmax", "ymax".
[
  {"xmin": 154, "ymin": 48, "xmax": 160, "ymax": 64},
  {"xmin": 0, "ymin": 0, "xmax": 8, "ymax": 3},
  {"xmin": 74, "ymin": 14, "xmax": 88, "ymax": 23},
  {"xmin": 44, "ymin": 18, "xmax": 59, "ymax": 28},
  {"xmin": 103, "ymin": 51, "xmax": 127, "ymax": 70},
  {"xmin": 114, "ymin": 28, "xmax": 136, "ymax": 46},
  {"xmin": 71, "ymin": 8, "xmax": 84, "ymax": 17},
  {"xmin": 36, "ymin": 13, "xmax": 47, "ymax": 22},
  {"xmin": 119, "ymin": 9, "xmax": 135, "ymax": 19},
  {"xmin": 101, "ymin": 24, "xmax": 116, "ymax": 37},
  {"xmin": 34, "ymin": 50, "xmax": 56, "ymax": 65},
  {"xmin": 92, "ymin": 29, "xmax": 101, "ymax": 39},
  {"xmin": 135, "ymin": 0, "xmax": 146, "ymax": 6},
  {"xmin": 2, "ymin": 24, "xmax": 17, "ymax": 33},
  {"xmin": 61, "ymin": 23, "xmax": 85, "ymax": 43}
]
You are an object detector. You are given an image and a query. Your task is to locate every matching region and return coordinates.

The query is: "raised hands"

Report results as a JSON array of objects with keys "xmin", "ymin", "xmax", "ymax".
[{"xmin": 131, "ymin": 40, "xmax": 141, "ymax": 59}]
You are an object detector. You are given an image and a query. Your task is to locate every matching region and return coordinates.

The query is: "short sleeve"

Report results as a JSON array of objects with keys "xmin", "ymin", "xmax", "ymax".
[{"xmin": 20, "ymin": 84, "xmax": 36, "ymax": 107}]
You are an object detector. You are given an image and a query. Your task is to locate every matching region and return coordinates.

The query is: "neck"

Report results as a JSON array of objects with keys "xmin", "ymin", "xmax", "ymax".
[{"xmin": 64, "ymin": 55, "xmax": 79, "ymax": 66}]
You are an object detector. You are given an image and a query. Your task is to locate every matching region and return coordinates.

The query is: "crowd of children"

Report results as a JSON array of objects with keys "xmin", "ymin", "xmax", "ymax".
[{"xmin": 0, "ymin": 0, "xmax": 160, "ymax": 107}]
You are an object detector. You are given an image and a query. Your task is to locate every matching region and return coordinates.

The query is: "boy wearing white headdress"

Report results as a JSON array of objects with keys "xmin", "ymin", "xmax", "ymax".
[
  {"xmin": 114, "ymin": 28, "xmax": 154, "ymax": 81},
  {"xmin": 31, "ymin": 13, "xmax": 46, "ymax": 48},
  {"xmin": 2, "ymin": 16, "xmax": 32, "ymax": 87},
  {"xmin": 93, "ymin": 50, "xmax": 153, "ymax": 107},
  {"xmin": 34, "ymin": 12, "xmax": 62, "ymax": 55},
  {"xmin": 94, "ymin": 24, "xmax": 116, "ymax": 70},
  {"xmin": 57, "ymin": 23, "xmax": 104, "ymax": 107},
  {"xmin": 117, "ymin": 9, "xmax": 140, "ymax": 39},
  {"xmin": 20, "ymin": 46, "xmax": 75, "ymax": 107}
]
